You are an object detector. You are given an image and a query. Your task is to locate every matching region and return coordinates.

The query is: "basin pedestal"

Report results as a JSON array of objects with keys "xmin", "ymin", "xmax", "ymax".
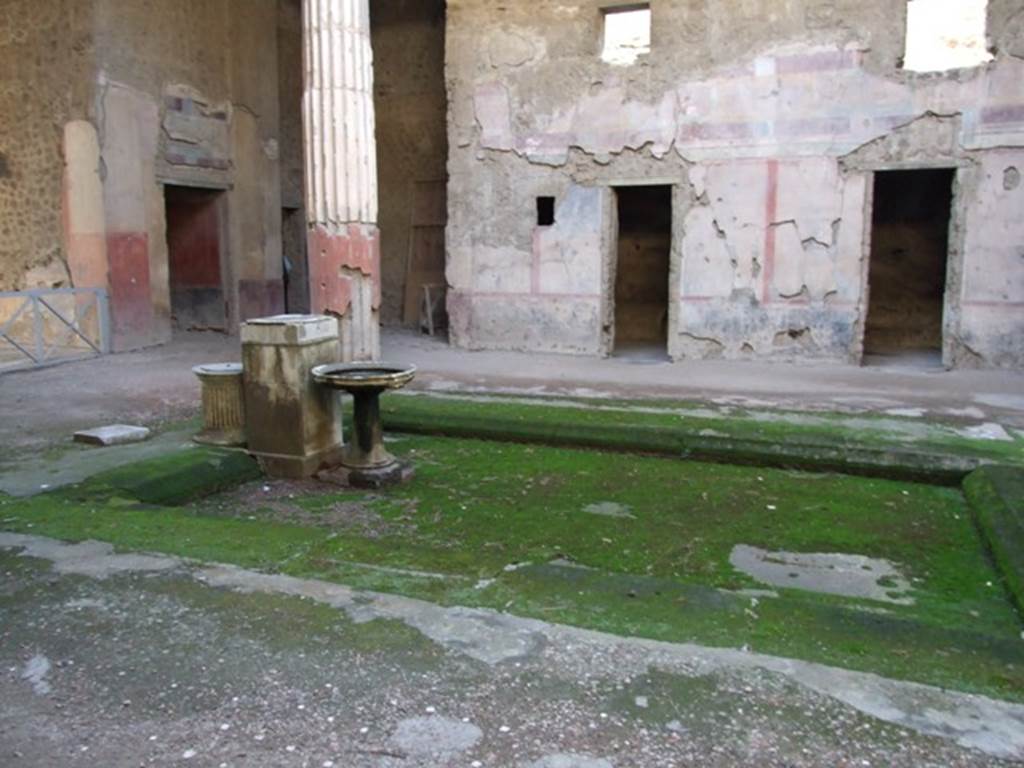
[
  {"xmin": 346, "ymin": 390, "xmax": 393, "ymax": 469},
  {"xmin": 312, "ymin": 363, "xmax": 417, "ymax": 488}
]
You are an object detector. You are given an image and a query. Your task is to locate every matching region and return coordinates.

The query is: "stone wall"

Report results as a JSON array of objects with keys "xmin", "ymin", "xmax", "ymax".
[
  {"xmin": 278, "ymin": 0, "xmax": 304, "ymax": 213},
  {"xmin": 92, "ymin": 0, "xmax": 287, "ymax": 348},
  {"xmin": 0, "ymin": 0, "xmax": 93, "ymax": 292},
  {"xmin": 0, "ymin": 0, "xmax": 296, "ymax": 351},
  {"xmin": 445, "ymin": 0, "xmax": 1024, "ymax": 368}
]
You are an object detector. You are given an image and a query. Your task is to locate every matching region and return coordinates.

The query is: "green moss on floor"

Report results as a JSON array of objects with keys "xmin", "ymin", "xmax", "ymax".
[
  {"xmin": 2, "ymin": 433, "xmax": 1022, "ymax": 701},
  {"xmin": 64, "ymin": 445, "xmax": 262, "ymax": 506}
]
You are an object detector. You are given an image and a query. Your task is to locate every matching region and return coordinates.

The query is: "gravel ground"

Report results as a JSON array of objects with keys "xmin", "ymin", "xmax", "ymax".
[{"xmin": 1, "ymin": 537, "xmax": 1021, "ymax": 768}]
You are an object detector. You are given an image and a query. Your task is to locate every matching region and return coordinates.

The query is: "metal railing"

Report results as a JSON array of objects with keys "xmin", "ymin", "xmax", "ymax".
[{"xmin": 0, "ymin": 288, "xmax": 111, "ymax": 372}]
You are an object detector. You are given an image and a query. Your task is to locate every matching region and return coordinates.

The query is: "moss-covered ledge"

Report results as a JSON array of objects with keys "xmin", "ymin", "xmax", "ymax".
[
  {"xmin": 373, "ymin": 393, "xmax": 1024, "ymax": 485},
  {"xmin": 965, "ymin": 465, "xmax": 1024, "ymax": 612}
]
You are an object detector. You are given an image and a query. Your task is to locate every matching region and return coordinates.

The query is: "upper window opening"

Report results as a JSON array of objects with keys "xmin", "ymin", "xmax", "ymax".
[
  {"xmin": 537, "ymin": 197, "xmax": 556, "ymax": 227},
  {"xmin": 903, "ymin": 0, "xmax": 993, "ymax": 72},
  {"xmin": 601, "ymin": 5, "xmax": 651, "ymax": 66}
]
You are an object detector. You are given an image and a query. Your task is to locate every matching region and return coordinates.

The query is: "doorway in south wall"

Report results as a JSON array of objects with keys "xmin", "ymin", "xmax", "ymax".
[{"xmin": 612, "ymin": 185, "xmax": 672, "ymax": 361}]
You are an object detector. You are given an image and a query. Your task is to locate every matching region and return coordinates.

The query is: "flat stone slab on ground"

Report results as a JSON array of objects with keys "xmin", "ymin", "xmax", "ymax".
[
  {"xmin": 73, "ymin": 425, "xmax": 151, "ymax": 447},
  {"xmin": 583, "ymin": 501, "xmax": 635, "ymax": 519},
  {"xmin": 730, "ymin": 544, "xmax": 915, "ymax": 604},
  {"xmin": 315, "ymin": 460, "xmax": 416, "ymax": 489},
  {"xmin": 389, "ymin": 716, "xmax": 483, "ymax": 757}
]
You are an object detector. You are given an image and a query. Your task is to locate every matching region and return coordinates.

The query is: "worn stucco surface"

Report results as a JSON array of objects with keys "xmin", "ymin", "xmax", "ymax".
[
  {"xmin": 445, "ymin": 0, "xmax": 1024, "ymax": 367},
  {"xmin": 0, "ymin": 0, "xmax": 296, "ymax": 351},
  {"xmin": 91, "ymin": 0, "xmax": 288, "ymax": 348}
]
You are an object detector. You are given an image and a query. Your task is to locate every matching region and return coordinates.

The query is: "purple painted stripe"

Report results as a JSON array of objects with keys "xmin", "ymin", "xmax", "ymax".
[
  {"xmin": 774, "ymin": 116, "xmax": 851, "ymax": 138},
  {"xmin": 775, "ymin": 49, "xmax": 861, "ymax": 76},
  {"xmin": 980, "ymin": 105, "xmax": 1024, "ymax": 125},
  {"xmin": 679, "ymin": 121, "xmax": 767, "ymax": 142}
]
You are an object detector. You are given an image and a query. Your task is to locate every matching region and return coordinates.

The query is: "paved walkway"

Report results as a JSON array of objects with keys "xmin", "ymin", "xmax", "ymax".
[
  {"xmin": 2, "ymin": 533, "xmax": 1022, "ymax": 767},
  {"xmin": 2, "ymin": 329, "xmax": 1024, "ymax": 452},
  {"xmin": 386, "ymin": 331, "xmax": 1024, "ymax": 426}
]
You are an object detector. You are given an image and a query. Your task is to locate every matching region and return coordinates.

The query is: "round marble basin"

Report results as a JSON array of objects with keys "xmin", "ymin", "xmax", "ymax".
[
  {"xmin": 193, "ymin": 362, "xmax": 243, "ymax": 377},
  {"xmin": 311, "ymin": 363, "xmax": 417, "ymax": 393},
  {"xmin": 311, "ymin": 362, "xmax": 416, "ymax": 475}
]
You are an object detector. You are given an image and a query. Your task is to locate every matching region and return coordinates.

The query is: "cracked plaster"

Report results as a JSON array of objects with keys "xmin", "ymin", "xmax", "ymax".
[{"xmin": 446, "ymin": 0, "xmax": 1024, "ymax": 368}]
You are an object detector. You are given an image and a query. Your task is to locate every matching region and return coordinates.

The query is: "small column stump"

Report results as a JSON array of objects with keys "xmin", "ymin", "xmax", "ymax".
[{"xmin": 192, "ymin": 363, "xmax": 246, "ymax": 447}]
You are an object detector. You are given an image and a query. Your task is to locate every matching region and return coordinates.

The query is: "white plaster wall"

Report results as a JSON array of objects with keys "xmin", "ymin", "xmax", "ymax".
[
  {"xmin": 536, "ymin": 186, "xmax": 604, "ymax": 297},
  {"xmin": 446, "ymin": 1, "xmax": 1024, "ymax": 367},
  {"xmin": 957, "ymin": 150, "xmax": 1024, "ymax": 367}
]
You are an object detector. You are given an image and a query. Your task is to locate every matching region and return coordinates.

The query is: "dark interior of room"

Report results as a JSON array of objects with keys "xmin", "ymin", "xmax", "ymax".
[
  {"xmin": 165, "ymin": 185, "xmax": 225, "ymax": 331},
  {"xmin": 864, "ymin": 168, "xmax": 954, "ymax": 361},
  {"xmin": 614, "ymin": 185, "xmax": 672, "ymax": 356}
]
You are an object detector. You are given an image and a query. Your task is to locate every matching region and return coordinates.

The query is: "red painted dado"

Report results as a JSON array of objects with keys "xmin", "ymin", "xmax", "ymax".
[
  {"xmin": 761, "ymin": 159, "xmax": 780, "ymax": 306},
  {"xmin": 106, "ymin": 232, "xmax": 155, "ymax": 349},
  {"xmin": 307, "ymin": 224, "xmax": 381, "ymax": 316},
  {"xmin": 165, "ymin": 189, "xmax": 222, "ymax": 289}
]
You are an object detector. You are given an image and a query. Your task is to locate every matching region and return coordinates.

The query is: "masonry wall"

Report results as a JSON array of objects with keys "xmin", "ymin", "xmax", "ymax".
[
  {"xmin": 92, "ymin": 0, "xmax": 287, "ymax": 349},
  {"xmin": 0, "ymin": 0, "xmax": 93, "ymax": 291},
  {"xmin": 1, "ymin": 0, "xmax": 294, "ymax": 352},
  {"xmin": 445, "ymin": 0, "xmax": 1024, "ymax": 368}
]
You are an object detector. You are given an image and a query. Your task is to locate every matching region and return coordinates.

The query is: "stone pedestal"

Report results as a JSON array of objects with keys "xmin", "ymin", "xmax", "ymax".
[
  {"xmin": 193, "ymin": 363, "xmax": 246, "ymax": 447},
  {"xmin": 310, "ymin": 362, "xmax": 417, "ymax": 488},
  {"xmin": 241, "ymin": 314, "xmax": 343, "ymax": 478}
]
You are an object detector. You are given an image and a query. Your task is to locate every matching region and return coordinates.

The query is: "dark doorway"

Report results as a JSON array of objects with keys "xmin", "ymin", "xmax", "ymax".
[
  {"xmin": 614, "ymin": 185, "xmax": 672, "ymax": 358},
  {"xmin": 371, "ymin": 0, "xmax": 449, "ymax": 327},
  {"xmin": 863, "ymin": 169, "xmax": 954, "ymax": 365},
  {"xmin": 282, "ymin": 207, "xmax": 310, "ymax": 314},
  {"xmin": 164, "ymin": 186, "xmax": 226, "ymax": 331}
]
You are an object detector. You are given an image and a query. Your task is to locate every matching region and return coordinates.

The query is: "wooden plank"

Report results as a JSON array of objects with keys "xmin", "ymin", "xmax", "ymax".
[{"xmin": 403, "ymin": 179, "xmax": 448, "ymax": 325}]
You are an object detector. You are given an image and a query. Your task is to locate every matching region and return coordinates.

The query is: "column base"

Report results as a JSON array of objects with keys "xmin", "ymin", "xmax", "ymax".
[
  {"xmin": 315, "ymin": 460, "xmax": 415, "ymax": 489},
  {"xmin": 194, "ymin": 427, "xmax": 246, "ymax": 448}
]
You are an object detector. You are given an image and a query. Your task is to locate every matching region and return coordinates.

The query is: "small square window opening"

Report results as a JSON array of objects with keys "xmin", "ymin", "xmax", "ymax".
[
  {"xmin": 537, "ymin": 197, "xmax": 556, "ymax": 227},
  {"xmin": 903, "ymin": 0, "xmax": 992, "ymax": 72},
  {"xmin": 601, "ymin": 5, "xmax": 651, "ymax": 66}
]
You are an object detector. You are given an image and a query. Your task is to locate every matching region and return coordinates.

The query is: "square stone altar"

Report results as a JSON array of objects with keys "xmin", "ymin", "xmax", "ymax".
[{"xmin": 241, "ymin": 314, "xmax": 343, "ymax": 478}]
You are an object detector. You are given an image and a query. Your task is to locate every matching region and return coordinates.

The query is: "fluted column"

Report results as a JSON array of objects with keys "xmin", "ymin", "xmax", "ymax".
[{"xmin": 302, "ymin": 0, "xmax": 381, "ymax": 361}]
